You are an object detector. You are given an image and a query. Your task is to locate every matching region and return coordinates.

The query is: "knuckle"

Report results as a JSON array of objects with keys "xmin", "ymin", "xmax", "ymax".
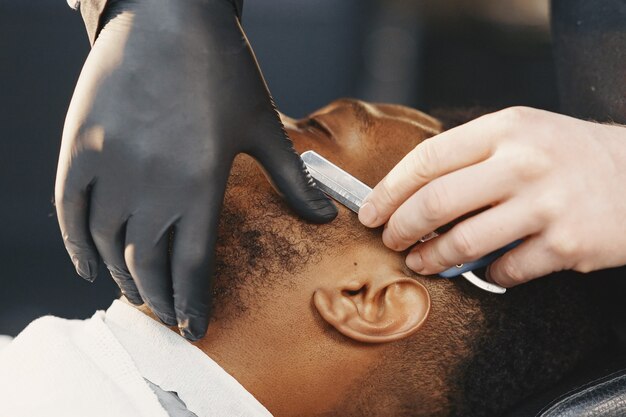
[
  {"xmin": 424, "ymin": 243, "xmax": 448, "ymax": 269},
  {"xmin": 387, "ymin": 219, "xmax": 415, "ymax": 246},
  {"xmin": 377, "ymin": 177, "xmax": 398, "ymax": 209},
  {"xmin": 449, "ymin": 227, "xmax": 479, "ymax": 259},
  {"xmin": 68, "ymin": 124, "xmax": 106, "ymax": 154},
  {"xmin": 546, "ymin": 229, "xmax": 581, "ymax": 259},
  {"xmin": 509, "ymin": 145, "xmax": 552, "ymax": 181},
  {"xmin": 410, "ymin": 139, "xmax": 440, "ymax": 181},
  {"xmin": 129, "ymin": 247, "xmax": 154, "ymax": 271},
  {"xmin": 62, "ymin": 233, "xmax": 89, "ymax": 254},
  {"xmin": 420, "ymin": 184, "xmax": 447, "ymax": 223},
  {"xmin": 500, "ymin": 259, "xmax": 526, "ymax": 284},
  {"xmin": 55, "ymin": 183, "xmax": 80, "ymax": 207},
  {"xmin": 495, "ymin": 106, "xmax": 537, "ymax": 128},
  {"xmin": 574, "ymin": 260, "xmax": 594, "ymax": 274},
  {"xmin": 535, "ymin": 193, "xmax": 565, "ymax": 222}
]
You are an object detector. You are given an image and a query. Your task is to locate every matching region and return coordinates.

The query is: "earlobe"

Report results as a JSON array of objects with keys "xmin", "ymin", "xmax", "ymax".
[{"xmin": 313, "ymin": 278, "xmax": 430, "ymax": 343}]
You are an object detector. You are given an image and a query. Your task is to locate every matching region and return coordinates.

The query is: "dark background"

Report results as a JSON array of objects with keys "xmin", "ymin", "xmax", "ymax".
[{"xmin": 0, "ymin": 0, "xmax": 557, "ymax": 335}]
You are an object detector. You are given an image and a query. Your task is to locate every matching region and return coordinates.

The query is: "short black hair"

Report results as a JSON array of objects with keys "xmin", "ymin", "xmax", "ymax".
[{"xmin": 452, "ymin": 273, "xmax": 609, "ymax": 416}]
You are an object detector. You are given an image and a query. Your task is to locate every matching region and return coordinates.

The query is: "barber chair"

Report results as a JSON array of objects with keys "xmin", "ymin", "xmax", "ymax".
[
  {"xmin": 507, "ymin": 351, "xmax": 626, "ymax": 416},
  {"xmin": 504, "ymin": 344, "xmax": 626, "ymax": 416}
]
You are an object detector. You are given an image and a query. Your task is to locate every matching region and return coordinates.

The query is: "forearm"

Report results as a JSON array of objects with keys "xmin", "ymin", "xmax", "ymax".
[{"xmin": 551, "ymin": 0, "xmax": 626, "ymax": 123}]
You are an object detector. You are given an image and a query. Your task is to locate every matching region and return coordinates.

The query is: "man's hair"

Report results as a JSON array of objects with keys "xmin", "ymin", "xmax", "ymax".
[
  {"xmin": 211, "ymin": 155, "xmax": 609, "ymax": 417},
  {"xmin": 457, "ymin": 275, "xmax": 607, "ymax": 416}
]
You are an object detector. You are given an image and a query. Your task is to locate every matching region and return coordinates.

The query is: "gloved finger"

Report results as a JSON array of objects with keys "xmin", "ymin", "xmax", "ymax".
[
  {"xmin": 171, "ymin": 179, "xmax": 229, "ymax": 341},
  {"xmin": 89, "ymin": 199, "xmax": 142, "ymax": 305},
  {"xmin": 382, "ymin": 158, "xmax": 514, "ymax": 252},
  {"xmin": 55, "ymin": 172, "xmax": 100, "ymax": 282},
  {"xmin": 250, "ymin": 129, "xmax": 338, "ymax": 224},
  {"xmin": 406, "ymin": 199, "xmax": 541, "ymax": 275},
  {"xmin": 487, "ymin": 235, "xmax": 559, "ymax": 287},
  {"xmin": 108, "ymin": 263, "xmax": 144, "ymax": 307},
  {"xmin": 124, "ymin": 212, "xmax": 177, "ymax": 326},
  {"xmin": 359, "ymin": 114, "xmax": 501, "ymax": 228}
]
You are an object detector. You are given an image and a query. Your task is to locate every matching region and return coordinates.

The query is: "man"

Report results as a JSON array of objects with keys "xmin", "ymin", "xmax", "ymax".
[{"xmin": 2, "ymin": 100, "xmax": 608, "ymax": 416}]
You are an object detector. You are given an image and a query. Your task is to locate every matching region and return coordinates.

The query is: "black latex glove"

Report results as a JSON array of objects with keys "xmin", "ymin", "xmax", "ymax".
[{"xmin": 55, "ymin": 0, "xmax": 337, "ymax": 340}]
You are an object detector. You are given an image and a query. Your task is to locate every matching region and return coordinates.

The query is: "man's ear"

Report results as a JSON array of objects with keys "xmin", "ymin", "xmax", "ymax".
[{"xmin": 312, "ymin": 276, "xmax": 430, "ymax": 343}]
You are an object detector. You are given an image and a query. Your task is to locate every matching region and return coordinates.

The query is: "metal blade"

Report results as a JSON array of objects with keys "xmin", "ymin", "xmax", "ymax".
[
  {"xmin": 461, "ymin": 271, "xmax": 507, "ymax": 294},
  {"xmin": 301, "ymin": 151, "xmax": 371, "ymax": 214}
]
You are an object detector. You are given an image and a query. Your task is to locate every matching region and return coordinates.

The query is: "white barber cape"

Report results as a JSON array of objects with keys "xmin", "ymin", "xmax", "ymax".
[{"xmin": 0, "ymin": 300, "xmax": 273, "ymax": 417}]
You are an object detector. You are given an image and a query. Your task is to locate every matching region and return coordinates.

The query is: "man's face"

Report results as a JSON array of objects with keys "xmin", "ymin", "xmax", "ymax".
[{"xmin": 281, "ymin": 99, "xmax": 442, "ymax": 188}]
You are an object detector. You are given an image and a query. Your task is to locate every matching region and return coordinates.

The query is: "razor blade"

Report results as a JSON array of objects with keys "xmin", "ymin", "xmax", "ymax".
[{"xmin": 301, "ymin": 150, "xmax": 508, "ymax": 294}]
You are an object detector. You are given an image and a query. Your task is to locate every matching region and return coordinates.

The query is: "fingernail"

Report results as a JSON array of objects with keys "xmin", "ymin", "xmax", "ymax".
[
  {"xmin": 406, "ymin": 250, "xmax": 424, "ymax": 272},
  {"xmin": 74, "ymin": 259, "xmax": 97, "ymax": 282},
  {"xmin": 359, "ymin": 201, "xmax": 378, "ymax": 226}
]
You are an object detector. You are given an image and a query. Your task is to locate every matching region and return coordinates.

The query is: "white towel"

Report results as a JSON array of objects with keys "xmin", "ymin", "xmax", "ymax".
[
  {"xmin": 0, "ymin": 301, "xmax": 272, "ymax": 417},
  {"xmin": 0, "ymin": 312, "xmax": 168, "ymax": 417}
]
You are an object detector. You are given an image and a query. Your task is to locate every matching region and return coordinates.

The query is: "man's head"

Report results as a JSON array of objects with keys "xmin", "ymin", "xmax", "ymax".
[{"xmin": 189, "ymin": 100, "xmax": 607, "ymax": 417}]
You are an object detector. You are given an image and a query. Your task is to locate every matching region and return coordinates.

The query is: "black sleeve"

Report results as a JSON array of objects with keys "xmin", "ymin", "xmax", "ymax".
[{"xmin": 551, "ymin": 0, "xmax": 626, "ymax": 123}]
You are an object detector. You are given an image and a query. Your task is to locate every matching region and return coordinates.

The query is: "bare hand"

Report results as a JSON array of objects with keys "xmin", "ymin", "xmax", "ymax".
[{"xmin": 359, "ymin": 107, "xmax": 626, "ymax": 287}]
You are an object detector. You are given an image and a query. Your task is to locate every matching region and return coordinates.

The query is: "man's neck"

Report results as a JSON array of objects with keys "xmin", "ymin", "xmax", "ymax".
[
  {"xmin": 194, "ymin": 312, "xmax": 376, "ymax": 417},
  {"xmin": 135, "ymin": 297, "xmax": 382, "ymax": 416}
]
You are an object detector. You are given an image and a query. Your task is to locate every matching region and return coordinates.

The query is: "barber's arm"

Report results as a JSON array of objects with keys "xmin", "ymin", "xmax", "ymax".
[
  {"xmin": 360, "ymin": 0, "xmax": 626, "ymax": 288},
  {"xmin": 56, "ymin": 0, "xmax": 337, "ymax": 340}
]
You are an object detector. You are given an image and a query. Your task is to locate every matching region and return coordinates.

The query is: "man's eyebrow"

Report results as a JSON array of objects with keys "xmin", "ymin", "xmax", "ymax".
[{"xmin": 350, "ymin": 101, "xmax": 373, "ymax": 129}]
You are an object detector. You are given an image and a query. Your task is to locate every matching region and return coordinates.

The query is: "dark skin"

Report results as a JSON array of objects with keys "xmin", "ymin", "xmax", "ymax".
[
  {"xmin": 136, "ymin": 99, "xmax": 462, "ymax": 417},
  {"xmin": 283, "ymin": 99, "xmax": 442, "ymax": 188}
]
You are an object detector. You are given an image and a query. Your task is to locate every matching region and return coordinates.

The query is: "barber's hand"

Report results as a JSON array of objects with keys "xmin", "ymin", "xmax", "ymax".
[
  {"xmin": 359, "ymin": 107, "xmax": 626, "ymax": 287},
  {"xmin": 55, "ymin": 0, "xmax": 336, "ymax": 340}
]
